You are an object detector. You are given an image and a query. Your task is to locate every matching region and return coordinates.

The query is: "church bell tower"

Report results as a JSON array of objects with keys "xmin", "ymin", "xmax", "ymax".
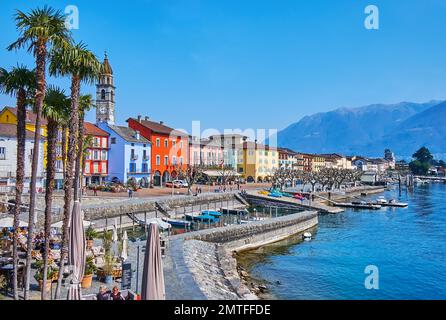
[{"xmin": 96, "ymin": 52, "xmax": 115, "ymax": 124}]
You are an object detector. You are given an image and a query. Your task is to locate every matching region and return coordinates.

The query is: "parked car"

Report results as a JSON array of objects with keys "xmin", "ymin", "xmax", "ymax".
[{"xmin": 173, "ymin": 180, "xmax": 189, "ymax": 188}]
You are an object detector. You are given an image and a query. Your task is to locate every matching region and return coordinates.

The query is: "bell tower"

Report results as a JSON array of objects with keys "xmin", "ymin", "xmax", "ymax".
[{"xmin": 96, "ymin": 52, "xmax": 115, "ymax": 124}]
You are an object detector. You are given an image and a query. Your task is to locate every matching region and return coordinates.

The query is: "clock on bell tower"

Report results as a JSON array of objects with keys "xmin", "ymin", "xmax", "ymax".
[{"xmin": 96, "ymin": 52, "xmax": 115, "ymax": 124}]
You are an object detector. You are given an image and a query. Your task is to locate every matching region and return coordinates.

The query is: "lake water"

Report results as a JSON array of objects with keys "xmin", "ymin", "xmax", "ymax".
[{"xmin": 238, "ymin": 183, "xmax": 446, "ymax": 300}]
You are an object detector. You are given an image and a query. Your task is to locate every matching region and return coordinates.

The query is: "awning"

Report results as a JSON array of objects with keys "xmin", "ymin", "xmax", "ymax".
[{"xmin": 0, "ymin": 217, "xmax": 28, "ymax": 228}]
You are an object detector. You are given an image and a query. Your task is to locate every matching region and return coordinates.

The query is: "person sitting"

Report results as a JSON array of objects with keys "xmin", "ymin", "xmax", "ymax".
[
  {"xmin": 110, "ymin": 286, "xmax": 125, "ymax": 300},
  {"xmin": 96, "ymin": 285, "xmax": 110, "ymax": 300}
]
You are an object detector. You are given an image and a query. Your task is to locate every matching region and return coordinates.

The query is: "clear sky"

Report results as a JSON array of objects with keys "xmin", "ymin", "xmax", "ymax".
[{"xmin": 1, "ymin": 0, "xmax": 446, "ymax": 134}]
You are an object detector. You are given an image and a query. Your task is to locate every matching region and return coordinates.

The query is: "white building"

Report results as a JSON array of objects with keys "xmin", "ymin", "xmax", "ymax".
[{"xmin": 0, "ymin": 123, "xmax": 45, "ymax": 190}]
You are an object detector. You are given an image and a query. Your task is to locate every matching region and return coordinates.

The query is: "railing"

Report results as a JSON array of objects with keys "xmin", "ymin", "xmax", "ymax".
[{"xmin": 131, "ymin": 154, "xmax": 138, "ymax": 161}]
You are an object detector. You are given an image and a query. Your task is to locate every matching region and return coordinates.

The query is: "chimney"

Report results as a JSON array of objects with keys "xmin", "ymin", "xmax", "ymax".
[
  {"xmin": 137, "ymin": 115, "xmax": 142, "ymax": 122},
  {"xmin": 136, "ymin": 130, "xmax": 140, "ymax": 140},
  {"xmin": 160, "ymin": 121, "xmax": 164, "ymax": 125},
  {"xmin": 145, "ymin": 116, "xmax": 149, "ymax": 121}
]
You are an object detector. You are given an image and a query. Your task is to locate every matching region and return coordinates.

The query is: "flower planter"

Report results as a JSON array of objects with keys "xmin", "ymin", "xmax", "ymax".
[
  {"xmin": 81, "ymin": 274, "xmax": 93, "ymax": 289},
  {"xmin": 38, "ymin": 280, "xmax": 52, "ymax": 292}
]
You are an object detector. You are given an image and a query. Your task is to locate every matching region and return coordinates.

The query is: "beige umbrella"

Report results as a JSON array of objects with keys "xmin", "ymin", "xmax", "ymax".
[
  {"xmin": 141, "ymin": 222, "xmax": 165, "ymax": 300},
  {"xmin": 67, "ymin": 201, "xmax": 86, "ymax": 300},
  {"xmin": 112, "ymin": 218, "xmax": 118, "ymax": 257}
]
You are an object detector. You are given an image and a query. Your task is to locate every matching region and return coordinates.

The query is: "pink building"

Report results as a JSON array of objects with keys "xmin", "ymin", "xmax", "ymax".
[{"xmin": 189, "ymin": 136, "xmax": 224, "ymax": 167}]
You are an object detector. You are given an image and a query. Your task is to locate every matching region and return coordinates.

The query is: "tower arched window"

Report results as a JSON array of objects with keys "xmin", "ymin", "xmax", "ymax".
[
  {"xmin": 111, "ymin": 91, "xmax": 114, "ymax": 102},
  {"xmin": 101, "ymin": 89, "xmax": 106, "ymax": 100}
]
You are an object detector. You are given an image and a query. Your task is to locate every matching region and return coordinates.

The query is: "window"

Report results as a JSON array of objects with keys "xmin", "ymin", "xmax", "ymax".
[
  {"xmin": 101, "ymin": 150, "xmax": 107, "ymax": 160},
  {"xmin": 111, "ymin": 137, "xmax": 116, "ymax": 144},
  {"xmin": 129, "ymin": 163, "xmax": 136, "ymax": 173},
  {"xmin": 172, "ymin": 140, "xmax": 176, "ymax": 148},
  {"xmin": 130, "ymin": 149, "xmax": 135, "ymax": 160},
  {"xmin": 143, "ymin": 150, "xmax": 147, "ymax": 159},
  {"xmin": 101, "ymin": 162, "xmax": 107, "ymax": 173},
  {"xmin": 156, "ymin": 155, "xmax": 160, "ymax": 165},
  {"xmin": 164, "ymin": 156, "xmax": 168, "ymax": 165},
  {"xmin": 93, "ymin": 137, "xmax": 100, "ymax": 147},
  {"xmin": 172, "ymin": 156, "xmax": 177, "ymax": 165},
  {"xmin": 111, "ymin": 91, "xmax": 114, "ymax": 102},
  {"xmin": 164, "ymin": 139, "xmax": 168, "ymax": 148},
  {"xmin": 93, "ymin": 163, "xmax": 99, "ymax": 173},
  {"xmin": 93, "ymin": 150, "xmax": 99, "ymax": 160},
  {"xmin": 180, "ymin": 157, "xmax": 183, "ymax": 165},
  {"xmin": 156, "ymin": 138, "xmax": 160, "ymax": 147},
  {"xmin": 180, "ymin": 141, "xmax": 183, "ymax": 149},
  {"xmin": 102, "ymin": 137, "xmax": 107, "ymax": 148},
  {"xmin": 101, "ymin": 89, "xmax": 106, "ymax": 100},
  {"xmin": 86, "ymin": 151, "xmax": 90, "ymax": 160},
  {"xmin": 56, "ymin": 160, "xmax": 62, "ymax": 170},
  {"xmin": 85, "ymin": 164, "xmax": 90, "ymax": 173},
  {"xmin": 142, "ymin": 163, "xmax": 148, "ymax": 173}
]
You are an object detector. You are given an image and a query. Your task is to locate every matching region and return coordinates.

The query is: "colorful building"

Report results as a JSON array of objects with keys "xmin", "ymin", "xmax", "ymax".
[
  {"xmin": 278, "ymin": 148, "xmax": 300, "ymax": 170},
  {"xmin": 127, "ymin": 116, "xmax": 188, "ymax": 186},
  {"xmin": 208, "ymin": 134, "xmax": 247, "ymax": 170},
  {"xmin": 238, "ymin": 141, "xmax": 279, "ymax": 182},
  {"xmin": 189, "ymin": 136, "xmax": 224, "ymax": 167},
  {"xmin": 311, "ymin": 154, "xmax": 326, "ymax": 172},
  {"xmin": 83, "ymin": 122, "xmax": 110, "ymax": 185},
  {"xmin": 0, "ymin": 123, "xmax": 45, "ymax": 190}
]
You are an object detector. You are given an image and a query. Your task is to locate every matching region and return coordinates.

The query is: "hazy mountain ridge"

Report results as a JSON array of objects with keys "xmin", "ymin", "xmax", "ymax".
[{"xmin": 277, "ymin": 100, "xmax": 445, "ymax": 158}]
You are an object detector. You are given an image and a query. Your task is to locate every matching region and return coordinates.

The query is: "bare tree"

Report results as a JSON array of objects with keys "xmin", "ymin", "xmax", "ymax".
[{"xmin": 176, "ymin": 164, "xmax": 205, "ymax": 195}]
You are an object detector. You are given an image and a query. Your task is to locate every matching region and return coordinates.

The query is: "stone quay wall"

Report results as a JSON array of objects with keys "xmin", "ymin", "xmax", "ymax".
[{"xmin": 167, "ymin": 210, "xmax": 318, "ymax": 300}]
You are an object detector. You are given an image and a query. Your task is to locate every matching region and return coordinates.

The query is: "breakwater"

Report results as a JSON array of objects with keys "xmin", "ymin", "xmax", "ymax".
[{"xmin": 164, "ymin": 210, "xmax": 318, "ymax": 300}]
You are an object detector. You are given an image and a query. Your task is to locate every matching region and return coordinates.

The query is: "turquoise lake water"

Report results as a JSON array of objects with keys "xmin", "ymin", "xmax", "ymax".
[{"xmin": 241, "ymin": 183, "xmax": 446, "ymax": 300}]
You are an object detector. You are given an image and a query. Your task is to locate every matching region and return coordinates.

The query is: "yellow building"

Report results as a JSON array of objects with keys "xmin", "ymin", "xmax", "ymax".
[
  {"xmin": 0, "ymin": 106, "xmax": 66, "ymax": 188},
  {"xmin": 311, "ymin": 154, "xmax": 326, "ymax": 172},
  {"xmin": 237, "ymin": 141, "xmax": 279, "ymax": 183}
]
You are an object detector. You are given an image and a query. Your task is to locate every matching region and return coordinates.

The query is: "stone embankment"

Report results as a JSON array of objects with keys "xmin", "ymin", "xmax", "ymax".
[{"xmin": 165, "ymin": 210, "xmax": 318, "ymax": 300}]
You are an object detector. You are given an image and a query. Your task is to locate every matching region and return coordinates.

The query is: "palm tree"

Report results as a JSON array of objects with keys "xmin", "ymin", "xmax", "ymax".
[
  {"xmin": 49, "ymin": 42, "xmax": 101, "ymax": 299},
  {"xmin": 75, "ymin": 94, "xmax": 94, "ymax": 202},
  {"xmin": 0, "ymin": 65, "xmax": 35, "ymax": 300},
  {"xmin": 40, "ymin": 86, "xmax": 69, "ymax": 300},
  {"xmin": 7, "ymin": 6, "xmax": 71, "ymax": 299}
]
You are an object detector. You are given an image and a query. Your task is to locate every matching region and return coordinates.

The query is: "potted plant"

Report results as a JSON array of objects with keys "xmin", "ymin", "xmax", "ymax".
[
  {"xmin": 103, "ymin": 253, "xmax": 114, "ymax": 284},
  {"xmin": 81, "ymin": 256, "xmax": 97, "ymax": 289},
  {"xmin": 85, "ymin": 226, "xmax": 98, "ymax": 250},
  {"xmin": 34, "ymin": 261, "xmax": 58, "ymax": 292}
]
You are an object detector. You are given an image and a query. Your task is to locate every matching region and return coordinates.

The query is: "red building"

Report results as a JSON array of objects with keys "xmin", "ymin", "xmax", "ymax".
[
  {"xmin": 83, "ymin": 122, "xmax": 109, "ymax": 185},
  {"xmin": 127, "ymin": 116, "xmax": 188, "ymax": 186}
]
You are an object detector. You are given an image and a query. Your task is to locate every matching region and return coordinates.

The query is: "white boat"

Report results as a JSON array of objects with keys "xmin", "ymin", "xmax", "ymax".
[{"xmin": 303, "ymin": 232, "xmax": 312, "ymax": 239}]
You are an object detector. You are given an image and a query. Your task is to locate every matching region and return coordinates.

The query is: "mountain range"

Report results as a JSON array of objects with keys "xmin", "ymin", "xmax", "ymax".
[{"xmin": 276, "ymin": 100, "xmax": 446, "ymax": 159}]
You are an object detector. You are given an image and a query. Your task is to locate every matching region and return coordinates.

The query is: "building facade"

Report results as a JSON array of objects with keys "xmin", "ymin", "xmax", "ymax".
[
  {"xmin": 238, "ymin": 141, "xmax": 279, "ymax": 182},
  {"xmin": 189, "ymin": 136, "xmax": 224, "ymax": 167},
  {"xmin": 127, "ymin": 116, "xmax": 188, "ymax": 186},
  {"xmin": 0, "ymin": 124, "xmax": 45, "ymax": 190},
  {"xmin": 83, "ymin": 122, "xmax": 110, "ymax": 185}
]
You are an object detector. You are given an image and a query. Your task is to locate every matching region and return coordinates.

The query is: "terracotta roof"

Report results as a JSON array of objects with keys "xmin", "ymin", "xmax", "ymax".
[
  {"xmin": 84, "ymin": 122, "xmax": 109, "ymax": 137},
  {"xmin": 2, "ymin": 106, "xmax": 48, "ymax": 125},
  {"xmin": 0, "ymin": 123, "xmax": 41, "ymax": 139},
  {"xmin": 108, "ymin": 125, "xmax": 150, "ymax": 143},
  {"xmin": 129, "ymin": 118, "xmax": 188, "ymax": 137}
]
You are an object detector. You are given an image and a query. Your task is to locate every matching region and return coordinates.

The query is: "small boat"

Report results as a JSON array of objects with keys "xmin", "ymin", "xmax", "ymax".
[
  {"xmin": 258, "ymin": 190, "xmax": 269, "ymax": 195},
  {"xmin": 372, "ymin": 198, "xmax": 408, "ymax": 208},
  {"xmin": 268, "ymin": 191, "xmax": 282, "ymax": 198},
  {"xmin": 202, "ymin": 210, "xmax": 222, "ymax": 217},
  {"xmin": 185, "ymin": 214, "xmax": 219, "ymax": 223},
  {"xmin": 162, "ymin": 218, "xmax": 191, "ymax": 228},
  {"xmin": 294, "ymin": 194, "xmax": 306, "ymax": 201},
  {"xmin": 303, "ymin": 232, "xmax": 312, "ymax": 239}
]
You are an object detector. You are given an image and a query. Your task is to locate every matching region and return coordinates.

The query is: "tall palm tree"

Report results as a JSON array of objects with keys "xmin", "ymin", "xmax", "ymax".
[
  {"xmin": 49, "ymin": 42, "xmax": 101, "ymax": 299},
  {"xmin": 7, "ymin": 6, "xmax": 71, "ymax": 299},
  {"xmin": 40, "ymin": 86, "xmax": 69, "ymax": 300},
  {"xmin": 75, "ymin": 94, "xmax": 94, "ymax": 202},
  {"xmin": 0, "ymin": 65, "xmax": 35, "ymax": 300}
]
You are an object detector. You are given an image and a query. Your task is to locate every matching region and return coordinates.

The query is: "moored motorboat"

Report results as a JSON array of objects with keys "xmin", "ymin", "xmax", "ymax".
[{"xmin": 162, "ymin": 217, "xmax": 191, "ymax": 228}]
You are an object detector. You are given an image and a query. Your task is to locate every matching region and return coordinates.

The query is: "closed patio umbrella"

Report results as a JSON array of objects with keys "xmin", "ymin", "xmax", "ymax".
[
  {"xmin": 112, "ymin": 218, "xmax": 118, "ymax": 257},
  {"xmin": 121, "ymin": 230, "xmax": 128, "ymax": 261},
  {"xmin": 141, "ymin": 222, "xmax": 165, "ymax": 300},
  {"xmin": 67, "ymin": 201, "xmax": 86, "ymax": 300}
]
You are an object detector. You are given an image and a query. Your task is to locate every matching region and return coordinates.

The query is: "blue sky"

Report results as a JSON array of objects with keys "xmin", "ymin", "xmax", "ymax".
[{"xmin": 1, "ymin": 0, "xmax": 446, "ymax": 134}]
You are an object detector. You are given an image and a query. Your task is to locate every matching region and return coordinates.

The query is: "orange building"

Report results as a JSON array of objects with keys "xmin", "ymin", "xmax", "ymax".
[
  {"xmin": 127, "ymin": 116, "xmax": 188, "ymax": 186},
  {"xmin": 83, "ymin": 122, "xmax": 109, "ymax": 185}
]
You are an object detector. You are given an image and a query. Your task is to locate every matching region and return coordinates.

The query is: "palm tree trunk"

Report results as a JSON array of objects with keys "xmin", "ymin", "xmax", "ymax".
[
  {"xmin": 74, "ymin": 114, "xmax": 85, "ymax": 202},
  {"xmin": 55, "ymin": 76, "xmax": 80, "ymax": 299},
  {"xmin": 24, "ymin": 42, "xmax": 46, "ymax": 300},
  {"xmin": 12, "ymin": 89, "xmax": 26, "ymax": 300},
  {"xmin": 41, "ymin": 119, "xmax": 57, "ymax": 300},
  {"xmin": 61, "ymin": 125, "xmax": 68, "ymax": 179}
]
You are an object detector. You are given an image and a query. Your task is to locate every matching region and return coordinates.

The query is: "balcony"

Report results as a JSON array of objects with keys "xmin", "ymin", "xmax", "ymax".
[
  {"xmin": 130, "ymin": 154, "xmax": 139, "ymax": 161},
  {"xmin": 143, "ymin": 155, "xmax": 150, "ymax": 161}
]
